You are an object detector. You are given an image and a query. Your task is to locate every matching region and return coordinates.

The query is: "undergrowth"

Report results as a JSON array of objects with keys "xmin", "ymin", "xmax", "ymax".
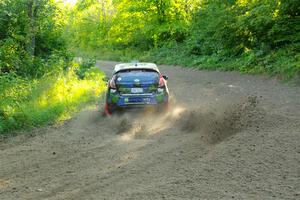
[
  {"xmin": 0, "ymin": 60, "xmax": 105, "ymax": 134},
  {"xmin": 74, "ymin": 45, "xmax": 300, "ymax": 80}
]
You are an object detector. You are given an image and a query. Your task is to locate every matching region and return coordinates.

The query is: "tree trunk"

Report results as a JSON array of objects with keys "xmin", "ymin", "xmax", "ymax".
[{"xmin": 27, "ymin": 0, "xmax": 37, "ymax": 57}]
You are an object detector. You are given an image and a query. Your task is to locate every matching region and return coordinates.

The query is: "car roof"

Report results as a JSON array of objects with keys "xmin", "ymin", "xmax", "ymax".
[{"xmin": 113, "ymin": 62, "xmax": 160, "ymax": 74}]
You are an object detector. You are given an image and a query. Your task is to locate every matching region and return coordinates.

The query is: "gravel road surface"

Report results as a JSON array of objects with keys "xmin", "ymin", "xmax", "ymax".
[{"xmin": 0, "ymin": 61, "xmax": 299, "ymax": 199}]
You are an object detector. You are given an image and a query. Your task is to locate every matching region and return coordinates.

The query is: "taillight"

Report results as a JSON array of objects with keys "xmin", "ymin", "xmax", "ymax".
[
  {"xmin": 109, "ymin": 75, "xmax": 116, "ymax": 88},
  {"xmin": 109, "ymin": 79, "xmax": 116, "ymax": 88},
  {"xmin": 159, "ymin": 75, "xmax": 165, "ymax": 87}
]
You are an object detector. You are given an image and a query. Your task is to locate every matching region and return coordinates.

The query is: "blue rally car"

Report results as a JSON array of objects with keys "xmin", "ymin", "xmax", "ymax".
[{"xmin": 104, "ymin": 62, "xmax": 169, "ymax": 115}]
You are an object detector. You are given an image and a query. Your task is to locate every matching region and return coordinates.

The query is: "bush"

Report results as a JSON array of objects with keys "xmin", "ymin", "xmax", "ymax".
[
  {"xmin": 0, "ymin": 0, "xmax": 68, "ymax": 77},
  {"xmin": 75, "ymin": 58, "xmax": 97, "ymax": 79},
  {"xmin": 0, "ymin": 62, "xmax": 105, "ymax": 134}
]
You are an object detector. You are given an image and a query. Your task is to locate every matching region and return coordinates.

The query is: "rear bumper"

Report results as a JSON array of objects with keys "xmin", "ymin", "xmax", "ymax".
[{"xmin": 107, "ymin": 92, "xmax": 169, "ymax": 107}]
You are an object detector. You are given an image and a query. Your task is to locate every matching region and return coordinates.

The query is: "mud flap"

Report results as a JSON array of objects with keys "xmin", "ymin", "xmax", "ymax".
[{"xmin": 104, "ymin": 103, "xmax": 113, "ymax": 116}]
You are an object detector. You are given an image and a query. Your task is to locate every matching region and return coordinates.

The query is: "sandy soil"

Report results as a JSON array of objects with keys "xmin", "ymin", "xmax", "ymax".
[{"xmin": 0, "ymin": 61, "xmax": 299, "ymax": 200}]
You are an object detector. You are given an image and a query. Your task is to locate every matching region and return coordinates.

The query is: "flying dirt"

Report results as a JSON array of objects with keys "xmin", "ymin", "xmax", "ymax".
[{"xmin": 0, "ymin": 61, "xmax": 299, "ymax": 199}]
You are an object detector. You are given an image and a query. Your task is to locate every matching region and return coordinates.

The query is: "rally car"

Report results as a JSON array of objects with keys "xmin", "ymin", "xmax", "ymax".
[{"xmin": 104, "ymin": 62, "xmax": 169, "ymax": 115}]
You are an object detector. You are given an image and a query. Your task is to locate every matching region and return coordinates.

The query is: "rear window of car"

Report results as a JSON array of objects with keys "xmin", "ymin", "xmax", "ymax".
[{"xmin": 115, "ymin": 70, "xmax": 159, "ymax": 82}]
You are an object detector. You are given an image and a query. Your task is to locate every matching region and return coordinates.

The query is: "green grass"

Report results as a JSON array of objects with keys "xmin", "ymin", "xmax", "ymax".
[
  {"xmin": 70, "ymin": 47, "xmax": 145, "ymax": 62},
  {"xmin": 74, "ymin": 44, "xmax": 300, "ymax": 81},
  {"xmin": 0, "ymin": 64, "xmax": 106, "ymax": 134}
]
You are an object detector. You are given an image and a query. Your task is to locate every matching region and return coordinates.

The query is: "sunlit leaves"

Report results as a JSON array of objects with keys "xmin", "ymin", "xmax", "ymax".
[
  {"xmin": 0, "ymin": 0, "xmax": 68, "ymax": 76},
  {"xmin": 0, "ymin": 66, "xmax": 105, "ymax": 133},
  {"xmin": 65, "ymin": 0, "xmax": 201, "ymax": 50}
]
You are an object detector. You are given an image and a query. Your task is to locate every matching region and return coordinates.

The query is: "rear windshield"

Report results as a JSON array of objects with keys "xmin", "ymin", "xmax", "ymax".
[{"xmin": 115, "ymin": 70, "xmax": 159, "ymax": 82}]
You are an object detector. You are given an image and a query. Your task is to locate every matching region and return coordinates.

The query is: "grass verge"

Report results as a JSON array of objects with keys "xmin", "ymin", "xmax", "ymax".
[
  {"xmin": 0, "ymin": 62, "xmax": 105, "ymax": 134},
  {"xmin": 73, "ymin": 45, "xmax": 300, "ymax": 81}
]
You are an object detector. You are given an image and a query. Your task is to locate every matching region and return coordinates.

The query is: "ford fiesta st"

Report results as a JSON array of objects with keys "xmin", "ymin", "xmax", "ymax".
[{"xmin": 104, "ymin": 62, "xmax": 169, "ymax": 115}]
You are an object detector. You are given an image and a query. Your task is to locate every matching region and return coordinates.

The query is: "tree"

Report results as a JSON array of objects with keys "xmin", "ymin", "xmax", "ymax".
[{"xmin": 0, "ymin": 0, "xmax": 67, "ymax": 76}]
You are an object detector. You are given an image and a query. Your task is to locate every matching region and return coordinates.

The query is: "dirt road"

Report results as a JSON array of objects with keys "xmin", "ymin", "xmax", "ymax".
[{"xmin": 1, "ymin": 61, "xmax": 299, "ymax": 199}]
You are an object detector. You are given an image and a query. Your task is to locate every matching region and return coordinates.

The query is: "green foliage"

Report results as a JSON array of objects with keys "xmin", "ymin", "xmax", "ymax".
[
  {"xmin": 75, "ymin": 58, "xmax": 97, "ymax": 79},
  {"xmin": 0, "ymin": 61, "xmax": 105, "ymax": 134},
  {"xmin": 0, "ymin": 0, "xmax": 68, "ymax": 77},
  {"xmin": 66, "ymin": 0, "xmax": 200, "ymax": 50},
  {"xmin": 67, "ymin": 0, "xmax": 299, "ymax": 79},
  {"xmin": 0, "ymin": 0, "xmax": 107, "ymax": 134}
]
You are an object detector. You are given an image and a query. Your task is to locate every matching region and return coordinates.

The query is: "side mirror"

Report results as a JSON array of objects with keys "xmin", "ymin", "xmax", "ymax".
[
  {"xmin": 162, "ymin": 75, "xmax": 169, "ymax": 80},
  {"xmin": 102, "ymin": 77, "xmax": 110, "ymax": 82}
]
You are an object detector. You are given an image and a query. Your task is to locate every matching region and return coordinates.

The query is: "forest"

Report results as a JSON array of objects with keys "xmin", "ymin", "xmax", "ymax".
[
  {"xmin": 68, "ymin": 0, "xmax": 299, "ymax": 77},
  {"xmin": 0, "ymin": 0, "xmax": 299, "ymax": 133}
]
